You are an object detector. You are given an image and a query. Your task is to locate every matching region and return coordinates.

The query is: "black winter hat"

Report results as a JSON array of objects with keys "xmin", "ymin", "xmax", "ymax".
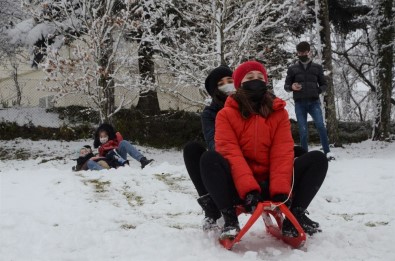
[
  {"xmin": 296, "ymin": 41, "xmax": 311, "ymax": 52},
  {"xmin": 93, "ymin": 123, "xmax": 117, "ymax": 148},
  {"xmin": 204, "ymin": 66, "xmax": 233, "ymax": 96}
]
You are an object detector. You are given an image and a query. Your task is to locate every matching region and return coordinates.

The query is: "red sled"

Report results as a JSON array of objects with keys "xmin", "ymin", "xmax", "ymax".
[{"xmin": 219, "ymin": 202, "xmax": 306, "ymax": 250}]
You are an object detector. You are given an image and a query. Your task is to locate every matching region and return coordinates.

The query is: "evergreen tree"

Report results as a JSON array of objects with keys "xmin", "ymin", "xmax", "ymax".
[{"xmin": 372, "ymin": 0, "xmax": 394, "ymax": 140}]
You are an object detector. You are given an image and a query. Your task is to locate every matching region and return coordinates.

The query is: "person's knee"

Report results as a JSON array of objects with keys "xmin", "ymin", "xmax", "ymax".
[
  {"xmin": 119, "ymin": 140, "xmax": 128, "ymax": 147},
  {"xmin": 314, "ymin": 121, "xmax": 326, "ymax": 131},
  {"xmin": 299, "ymin": 129, "xmax": 308, "ymax": 137},
  {"xmin": 200, "ymin": 151, "xmax": 222, "ymax": 164},
  {"xmin": 200, "ymin": 151, "xmax": 226, "ymax": 177},
  {"xmin": 183, "ymin": 141, "xmax": 206, "ymax": 158},
  {"xmin": 294, "ymin": 146, "xmax": 307, "ymax": 158},
  {"xmin": 116, "ymin": 140, "xmax": 127, "ymax": 152},
  {"xmin": 86, "ymin": 160, "xmax": 96, "ymax": 169},
  {"xmin": 308, "ymin": 151, "xmax": 328, "ymax": 170},
  {"xmin": 183, "ymin": 141, "xmax": 205, "ymax": 155}
]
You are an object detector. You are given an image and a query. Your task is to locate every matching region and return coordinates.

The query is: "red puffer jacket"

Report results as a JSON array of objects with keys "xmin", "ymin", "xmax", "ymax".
[
  {"xmin": 98, "ymin": 132, "xmax": 123, "ymax": 156},
  {"xmin": 215, "ymin": 96, "xmax": 294, "ymax": 199}
]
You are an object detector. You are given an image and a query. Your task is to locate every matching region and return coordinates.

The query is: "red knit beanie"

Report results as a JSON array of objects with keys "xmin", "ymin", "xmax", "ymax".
[{"xmin": 232, "ymin": 61, "xmax": 268, "ymax": 89}]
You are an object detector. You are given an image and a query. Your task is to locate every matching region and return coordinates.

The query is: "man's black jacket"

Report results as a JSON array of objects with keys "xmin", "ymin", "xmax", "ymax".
[{"xmin": 284, "ymin": 61, "xmax": 327, "ymax": 101}]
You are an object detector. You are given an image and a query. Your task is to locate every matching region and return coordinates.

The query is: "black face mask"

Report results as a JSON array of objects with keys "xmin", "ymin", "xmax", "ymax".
[
  {"xmin": 298, "ymin": 55, "xmax": 309, "ymax": 63},
  {"xmin": 241, "ymin": 79, "xmax": 268, "ymax": 102}
]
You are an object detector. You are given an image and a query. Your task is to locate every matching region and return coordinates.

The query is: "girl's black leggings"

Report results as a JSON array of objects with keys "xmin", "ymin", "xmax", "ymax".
[{"xmin": 184, "ymin": 141, "xmax": 328, "ymax": 211}]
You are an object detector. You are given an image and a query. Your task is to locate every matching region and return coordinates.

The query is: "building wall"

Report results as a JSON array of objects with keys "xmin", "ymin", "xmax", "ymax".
[{"xmin": 0, "ymin": 47, "xmax": 206, "ymax": 112}]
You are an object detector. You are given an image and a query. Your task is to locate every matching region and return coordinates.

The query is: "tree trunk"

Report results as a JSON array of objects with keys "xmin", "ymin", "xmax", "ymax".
[
  {"xmin": 11, "ymin": 65, "xmax": 22, "ymax": 106},
  {"xmin": 372, "ymin": 0, "xmax": 394, "ymax": 141},
  {"xmin": 317, "ymin": 0, "xmax": 340, "ymax": 146},
  {"xmin": 98, "ymin": 36, "xmax": 115, "ymax": 123},
  {"xmin": 213, "ymin": 0, "xmax": 225, "ymax": 65},
  {"xmin": 136, "ymin": 40, "xmax": 161, "ymax": 115},
  {"xmin": 336, "ymin": 34, "xmax": 352, "ymax": 121}
]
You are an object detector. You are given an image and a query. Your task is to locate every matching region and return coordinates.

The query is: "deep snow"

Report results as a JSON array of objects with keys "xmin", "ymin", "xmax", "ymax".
[{"xmin": 1, "ymin": 139, "xmax": 394, "ymax": 261}]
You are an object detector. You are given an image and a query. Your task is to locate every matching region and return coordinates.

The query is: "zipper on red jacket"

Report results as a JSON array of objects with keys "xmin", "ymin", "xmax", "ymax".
[{"xmin": 254, "ymin": 115, "xmax": 259, "ymax": 160}]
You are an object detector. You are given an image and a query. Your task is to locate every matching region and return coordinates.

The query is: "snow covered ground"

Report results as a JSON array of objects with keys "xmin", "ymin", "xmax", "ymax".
[
  {"xmin": 1, "ymin": 139, "xmax": 394, "ymax": 261},
  {"xmin": 0, "ymin": 107, "xmax": 63, "ymax": 128}
]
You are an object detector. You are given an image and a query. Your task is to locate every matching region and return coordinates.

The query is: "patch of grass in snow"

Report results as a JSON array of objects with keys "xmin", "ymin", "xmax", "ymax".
[
  {"xmin": 122, "ymin": 185, "xmax": 144, "ymax": 206},
  {"xmin": 83, "ymin": 179, "xmax": 111, "ymax": 193},
  {"xmin": 336, "ymin": 212, "xmax": 366, "ymax": 221},
  {"xmin": 169, "ymin": 224, "xmax": 183, "ymax": 230},
  {"xmin": 38, "ymin": 156, "xmax": 65, "ymax": 164},
  {"xmin": 166, "ymin": 212, "xmax": 183, "ymax": 217},
  {"xmin": 154, "ymin": 173, "xmax": 188, "ymax": 192},
  {"xmin": 365, "ymin": 221, "xmax": 389, "ymax": 227},
  {"xmin": 0, "ymin": 147, "xmax": 31, "ymax": 160},
  {"xmin": 123, "ymin": 191, "xmax": 144, "ymax": 206},
  {"xmin": 120, "ymin": 224, "xmax": 136, "ymax": 230}
]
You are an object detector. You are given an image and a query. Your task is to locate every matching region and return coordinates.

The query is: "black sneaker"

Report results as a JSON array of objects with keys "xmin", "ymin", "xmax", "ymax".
[
  {"xmin": 202, "ymin": 217, "xmax": 220, "ymax": 231},
  {"xmin": 326, "ymin": 152, "xmax": 336, "ymax": 162},
  {"xmin": 219, "ymin": 224, "xmax": 240, "ymax": 240},
  {"xmin": 282, "ymin": 218, "xmax": 298, "ymax": 237},
  {"xmin": 219, "ymin": 207, "xmax": 240, "ymax": 240},
  {"xmin": 301, "ymin": 210, "xmax": 320, "ymax": 229},
  {"xmin": 140, "ymin": 157, "xmax": 154, "ymax": 169},
  {"xmin": 197, "ymin": 194, "xmax": 221, "ymax": 231},
  {"xmin": 292, "ymin": 207, "xmax": 321, "ymax": 235}
]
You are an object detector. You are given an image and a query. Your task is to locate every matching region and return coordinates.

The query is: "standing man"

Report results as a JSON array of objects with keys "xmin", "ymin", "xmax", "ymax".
[{"xmin": 284, "ymin": 41, "xmax": 334, "ymax": 161}]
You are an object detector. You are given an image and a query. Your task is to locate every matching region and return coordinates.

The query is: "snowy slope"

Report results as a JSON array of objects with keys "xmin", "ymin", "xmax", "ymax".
[{"xmin": 1, "ymin": 139, "xmax": 394, "ymax": 261}]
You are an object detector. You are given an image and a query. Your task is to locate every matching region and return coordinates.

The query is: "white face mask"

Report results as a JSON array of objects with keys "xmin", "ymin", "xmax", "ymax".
[
  {"xmin": 218, "ymin": 83, "xmax": 236, "ymax": 95},
  {"xmin": 100, "ymin": 136, "xmax": 108, "ymax": 144}
]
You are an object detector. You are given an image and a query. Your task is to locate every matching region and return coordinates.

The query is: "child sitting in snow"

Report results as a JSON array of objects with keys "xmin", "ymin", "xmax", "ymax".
[
  {"xmin": 93, "ymin": 123, "xmax": 153, "ymax": 170},
  {"xmin": 72, "ymin": 145, "xmax": 129, "ymax": 171},
  {"xmin": 72, "ymin": 145, "xmax": 110, "ymax": 171}
]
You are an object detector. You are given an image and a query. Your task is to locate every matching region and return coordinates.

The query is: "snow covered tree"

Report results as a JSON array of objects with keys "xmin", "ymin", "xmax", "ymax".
[
  {"xmin": 372, "ymin": 0, "xmax": 394, "ymax": 140},
  {"xmin": 143, "ymin": 0, "xmax": 297, "ymax": 98},
  {"xmin": 315, "ymin": 0, "xmax": 340, "ymax": 146},
  {"xmin": 126, "ymin": 1, "xmax": 160, "ymax": 115},
  {"xmin": 0, "ymin": 0, "xmax": 29, "ymax": 107},
  {"xmin": 0, "ymin": 38, "xmax": 27, "ymax": 107},
  {"xmin": 0, "ymin": 0, "xmax": 27, "ymax": 29},
  {"xmin": 327, "ymin": 0, "xmax": 371, "ymax": 121},
  {"xmin": 17, "ymin": 0, "xmax": 142, "ymax": 122},
  {"xmin": 327, "ymin": 0, "xmax": 394, "ymax": 139}
]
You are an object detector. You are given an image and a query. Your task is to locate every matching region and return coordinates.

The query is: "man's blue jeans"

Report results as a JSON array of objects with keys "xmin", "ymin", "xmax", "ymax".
[
  {"xmin": 117, "ymin": 140, "xmax": 143, "ymax": 161},
  {"xmin": 295, "ymin": 99, "xmax": 330, "ymax": 154}
]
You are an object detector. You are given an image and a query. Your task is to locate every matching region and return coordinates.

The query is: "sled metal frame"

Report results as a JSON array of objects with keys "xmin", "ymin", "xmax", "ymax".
[{"xmin": 219, "ymin": 201, "xmax": 306, "ymax": 250}]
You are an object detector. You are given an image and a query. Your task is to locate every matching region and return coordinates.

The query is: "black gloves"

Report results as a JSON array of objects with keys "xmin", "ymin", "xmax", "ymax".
[
  {"xmin": 244, "ymin": 191, "xmax": 262, "ymax": 213},
  {"xmin": 271, "ymin": 194, "xmax": 291, "ymax": 207}
]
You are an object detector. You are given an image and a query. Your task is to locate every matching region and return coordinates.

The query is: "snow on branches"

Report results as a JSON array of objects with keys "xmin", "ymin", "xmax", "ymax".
[{"xmin": 20, "ymin": 0, "xmax": 144, "ymax": 121}]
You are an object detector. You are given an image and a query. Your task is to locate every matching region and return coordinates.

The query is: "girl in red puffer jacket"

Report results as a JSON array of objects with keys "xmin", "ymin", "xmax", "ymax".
[{"xmin": 199, "ymin": 61, "xmax": 328, "ymax": 241}]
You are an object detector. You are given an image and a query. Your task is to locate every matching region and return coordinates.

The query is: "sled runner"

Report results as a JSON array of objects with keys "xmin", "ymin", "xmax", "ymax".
[{"xmin": 219, "ymin": 202, "xmax": 306, "ymax": 250}]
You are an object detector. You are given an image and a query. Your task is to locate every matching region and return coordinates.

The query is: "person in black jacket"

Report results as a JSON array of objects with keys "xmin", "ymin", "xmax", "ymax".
[
  {"xmin": 284, "ymin": 41, "xmax": 334, "ymax": 161},
  {"xmin": 183, "ymin": 65, "xmax": 235, "ymax": 231},
  {"xmin": 72, "ymin": 145, "xmax": 117, "ymax": 171}
]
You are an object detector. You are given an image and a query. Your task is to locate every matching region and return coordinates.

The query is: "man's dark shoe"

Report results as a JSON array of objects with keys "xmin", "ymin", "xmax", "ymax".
[{"xmin": 140, "ymin": 157, "xmax": 154, "ymax": 169}]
